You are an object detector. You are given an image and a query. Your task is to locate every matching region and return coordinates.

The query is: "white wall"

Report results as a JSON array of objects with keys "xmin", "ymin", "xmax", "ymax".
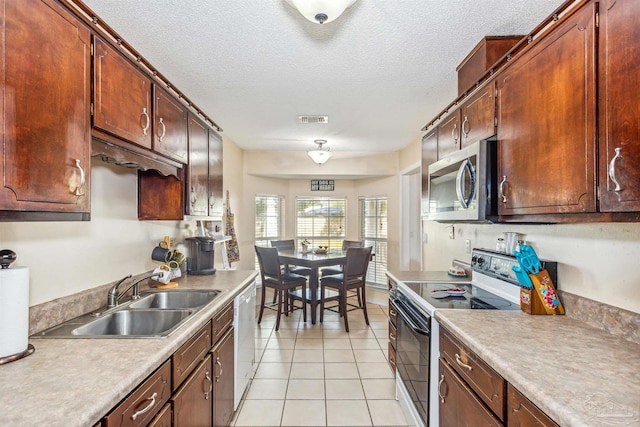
[{"xmin": 0, "ymin": 158, "xmax": 192, "ymax": 306}]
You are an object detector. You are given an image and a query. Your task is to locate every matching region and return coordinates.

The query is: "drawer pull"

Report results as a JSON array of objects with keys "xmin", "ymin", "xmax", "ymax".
[
  {"xmin": 215, "ymin": 356, "xmax": 223, "ymax": 383},
  {"xmin": 131, "ymin": 392, "xmax": 157, "ymax": 421},
  {"xmin": 389, "ymin": 309, "xmax": 397, "ymax": 317},
  {"xmin": 455, "ymin": 353, "xmax": 473, "ymax": 371},
  {"xmin": 389, "ymin": 332, "xmax": 396, "ymax": 340},
  {"xmin": 203, "ymin": 370, "xmax": 213, "ymax": 400},
  {"xmin": 438, "ymin": 374, "xmax": 447, "ymax": 403}
]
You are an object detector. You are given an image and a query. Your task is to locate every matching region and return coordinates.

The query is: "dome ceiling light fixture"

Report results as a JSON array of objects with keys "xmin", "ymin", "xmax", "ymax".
[
  {"xmin": 307, "ymin": 140, "xmax": 332, "ymax": 165},
  {"xmin": 285, "ymin": 0, "xmax": 358, "ymax": 24}
]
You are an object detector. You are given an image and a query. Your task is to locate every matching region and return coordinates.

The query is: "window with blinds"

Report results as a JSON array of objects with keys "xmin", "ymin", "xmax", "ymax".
[
  {"xmin": 360, "ymin": 197, "xmax": 388, "ymax": 285},
  {"xmin": 255, "ymin": 195, "xmax": 283, "ymax": 268},
  {"xmin": 295, "ymin": 197, "xmax": 346, "ymax": 250}
]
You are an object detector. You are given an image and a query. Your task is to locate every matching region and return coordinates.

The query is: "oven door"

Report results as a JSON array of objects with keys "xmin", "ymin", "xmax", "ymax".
[{"xmin": 391, "ymin": 293, "xmax": 431, "ymax": 426}]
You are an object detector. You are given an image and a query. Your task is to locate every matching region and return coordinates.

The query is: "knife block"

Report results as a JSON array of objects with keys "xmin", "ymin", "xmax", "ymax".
[{"xmin": 520, "ymin": 269, "xmax": 565, "ymax": 315}]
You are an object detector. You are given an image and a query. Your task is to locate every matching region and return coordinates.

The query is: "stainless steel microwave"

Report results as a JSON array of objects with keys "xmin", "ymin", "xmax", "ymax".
[{"xmin": 424, "ymin": 139, "xmax": 497, "ymax": 222}]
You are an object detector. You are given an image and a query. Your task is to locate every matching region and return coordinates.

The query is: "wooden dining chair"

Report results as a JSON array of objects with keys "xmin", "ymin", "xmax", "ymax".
[
  {"xmin": 270, "ymin": 239, "xmax": 313, "ymax": 303},
  {"xmin": 321, "ymin": 240, "xmax": 365, "ymax": 306},
  {"xmin": 320, "ymin": 246, "xmax": 373, "ymax": 332},
  {"xmin": 255, "ymin": 246, "xmax": 307, "ymax": 331}
]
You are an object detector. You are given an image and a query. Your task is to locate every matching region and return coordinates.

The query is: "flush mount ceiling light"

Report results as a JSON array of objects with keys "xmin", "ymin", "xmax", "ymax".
[
  {"xmin": 285, "ymin": 0, "xmax": 358, "ymax": 24},
  {"xmin": 307, "ymin": 140, "xmax": 332, "ymax": 165}
]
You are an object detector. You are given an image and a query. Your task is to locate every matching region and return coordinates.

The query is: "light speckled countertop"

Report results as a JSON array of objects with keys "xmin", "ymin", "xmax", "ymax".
[
  {"xmin": 0, "ymin": 270, "xmax": 257, "ymax": 427},
  {"xmin": 435, "ymin": 310, "xmax": 640, "ymax": 427}
]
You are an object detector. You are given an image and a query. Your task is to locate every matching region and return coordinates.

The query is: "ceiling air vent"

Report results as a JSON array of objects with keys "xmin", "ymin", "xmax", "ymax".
[{"xmin": 298, "ymin": 115, "xmax": 329, "ymax": 124}]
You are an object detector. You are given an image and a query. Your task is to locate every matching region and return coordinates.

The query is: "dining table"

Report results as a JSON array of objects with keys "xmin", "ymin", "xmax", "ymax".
[{"xmin": 277, "ymin": 249, "xmax": 348, "ymax": 324}]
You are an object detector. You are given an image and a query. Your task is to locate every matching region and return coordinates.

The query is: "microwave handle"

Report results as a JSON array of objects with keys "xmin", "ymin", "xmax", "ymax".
[{"xmin": 455, "ymin": 159, "xmax": 475, "ymax": 209}]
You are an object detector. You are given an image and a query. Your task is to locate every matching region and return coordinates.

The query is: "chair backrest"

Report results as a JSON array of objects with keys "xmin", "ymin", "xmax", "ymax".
[
  {"xmin": 255, "ymin": 246, "xmax": 282, "ymax": 279},
  {"xmin": 342, "ymin": 240, "xmax": 363, "ymax": 250},
  {"xmin": 343, "ymin": 246, "xmax": 373, "ymax": 281},
  {"xmin": 270, "ymin": 239, "xmax": 295, "ymax": 251}
]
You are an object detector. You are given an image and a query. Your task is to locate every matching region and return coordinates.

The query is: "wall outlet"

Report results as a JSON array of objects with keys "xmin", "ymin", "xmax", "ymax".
[
  {"xmin": 465, "ymin": 239, "xmax": 471, "ymax": 253},
  {"xmin": 448, "ymin": 225, "xmax": 455, "ymax": 239}
]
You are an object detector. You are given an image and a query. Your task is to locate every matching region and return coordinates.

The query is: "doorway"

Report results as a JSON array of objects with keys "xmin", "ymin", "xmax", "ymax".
[{"xmin": 400, "ymin": 166, "xmax": 421, "ymax": 270}]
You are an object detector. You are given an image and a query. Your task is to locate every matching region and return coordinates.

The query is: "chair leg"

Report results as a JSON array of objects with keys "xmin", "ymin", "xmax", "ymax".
[
  {"xmin": 361, "ymin": 285, "xmax": 369, "ymax": 326},
  {"xmin": 320, "ymin": 282, "xmax": 325, "ymax": 323},
  {"xmin": 357, "ymin": 287, "xmax": 363, "ymax": 308},
  {"xmin": 341, "ymin": 289, "xmax": 349, "ymax": 333},
  {"xmin": 275, "ymin": 289, "xmax": 283, "ymax": 331},
  {"xmin": 258, "ymin": 284, "xmax": 267, "ymax": 324},
  {"xmin": 302, "ymin": 284, "xmax": 307, "ymax": 322}
]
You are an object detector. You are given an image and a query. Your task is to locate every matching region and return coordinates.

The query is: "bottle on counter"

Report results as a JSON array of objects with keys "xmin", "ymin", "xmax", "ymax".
[{"xmin": 496, "ymin": 237, "xmax": 506, "ymax": 252}]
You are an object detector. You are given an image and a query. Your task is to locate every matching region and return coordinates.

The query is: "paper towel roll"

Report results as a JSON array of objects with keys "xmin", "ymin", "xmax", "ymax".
[{"xmin": 0, "ymin": 266, "xmax": 29, "ymax": 358}]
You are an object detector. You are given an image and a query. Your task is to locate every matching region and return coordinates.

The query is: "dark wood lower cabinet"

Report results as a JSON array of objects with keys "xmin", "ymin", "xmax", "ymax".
[
  {"xmin": 212, "ymin": 328, "xmax": 235, "ymax": 427},
  {"xmin": 172, "ymin": 354, "xmax": 213, "ymax": 426},
  {"xmin": 439, "ymin": 358, "xmax": 503, "ymax": 427},
  {"xmin": 507, "ymin": 384, "xmax": 558, "ymax": 427},
  {"xmin": 148, "ymin": 403, "xmax": 172, "ymax": 427}
]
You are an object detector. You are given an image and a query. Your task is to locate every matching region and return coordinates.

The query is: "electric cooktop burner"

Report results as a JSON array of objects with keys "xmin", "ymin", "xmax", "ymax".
[{"xmin": 401, "ymin": 281, "xmax": 520, "ymax": 311}]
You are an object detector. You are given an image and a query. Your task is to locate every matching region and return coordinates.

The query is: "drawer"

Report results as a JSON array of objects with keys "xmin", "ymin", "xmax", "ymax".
[
  {"xmin": 388, "ymin": 298, "xmax": 397, "ymax": 327},
  {"xmin": 104, "ymin": 360, "xmax": 171, "ymax": 427},
  {"xmin": 148, "ymin": 403, "xmax": 171, "ymax": 427},
  {"xmin": 508, "ymin": 384, "xmax": 558, "ymax": 427},
  {"xmin": 387, "ymin": 341, "xmax": 397, "ymax": 375},
  {"xmin": 440, "ymin": 327, "xmax": 506, "ymax": 421},
  {"xmin": 388, "ymin": 321, "xmax": 397, "ymax": 350},
  {"xmin": 212, "ymin": 302, "xmax": 234, "ymax": 343},
  {"xmin": 172, "ymin": 320, "xmax": 212, "ymax": 391}
]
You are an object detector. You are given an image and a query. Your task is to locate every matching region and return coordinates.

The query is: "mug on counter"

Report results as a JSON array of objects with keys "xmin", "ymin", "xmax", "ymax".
[{"xmin": 151, "ymin": 245, "xmax": 171, "ymax": 263}]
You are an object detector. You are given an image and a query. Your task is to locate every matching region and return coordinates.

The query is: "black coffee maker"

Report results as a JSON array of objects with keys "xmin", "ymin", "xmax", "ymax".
[{"xmin": 185, "ymin": 237, "xmax": 216, "ymax": 275}]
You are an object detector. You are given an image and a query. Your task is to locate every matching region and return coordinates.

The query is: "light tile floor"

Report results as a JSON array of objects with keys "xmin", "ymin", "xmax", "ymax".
[{"xmin": 232, "ymin": 297, "xmax": 409, "ymax": 427}]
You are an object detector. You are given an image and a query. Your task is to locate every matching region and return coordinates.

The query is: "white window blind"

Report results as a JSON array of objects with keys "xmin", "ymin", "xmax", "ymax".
[
  {"xmin": 360, "ymin": 197, "xmax": 388, "ymax": 285},
  {"xmin": 295, "ymin": 197, "xmax": 346, "ymax": 250},
  {"xmin": 255, "ymin": 195, "xmax": 283, "ymax": 268}
]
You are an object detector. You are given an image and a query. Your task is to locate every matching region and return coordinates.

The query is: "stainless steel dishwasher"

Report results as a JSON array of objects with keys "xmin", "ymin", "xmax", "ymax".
[{"xmin": 234, "ymin": 281, "xmax": 256, "ymax": 409}]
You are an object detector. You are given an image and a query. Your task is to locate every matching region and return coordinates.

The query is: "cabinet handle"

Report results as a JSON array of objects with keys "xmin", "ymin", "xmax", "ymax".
[
  {"xmin": 451, "ymin": 123, "xmax": 459, "ymax": 144},
  {"xmin": 438, "ymin": 374, "xmax": 447, "ymax": 403},
  {"xmin": 131, "ymin": 392, "xmax": 157, "ymax": 421},
  {"xmin": 141, "ymin": 107, "xmax": 150, "ymax": 136},
  {"xmin": 190, "ymin": 187, "xmax": 198, "ymax": 207},
  {"xmin": 389, "ymin": 309, "xmax": 397, "ymax": 317},
  {"xmin": 455, "ymin": 353, "xmax": 473, "ymax": 371},
  {"xmin": 203, "ymin": 370, "xmax": 213, "ymax": 400},
  {"xmin": 158, "ymin": 117, "xmax": 166, "ymax": 142},
  {"xmin": 461, "ymin": 116, "xmax": 470, "ymax": 139},
  {"xmin": 499, "ymin": 176, "xmax": 508, "ymax": 203},
  {"xmin": 389, "ymin": 332, "xmax": 396, "ymax": 340},
  {"xmin": 608, "ymin": 147, "xmax": 622, "ymax": 192},
  {"xmin": 74, "ymin": 159, "xmax": 86, "ymax": 197},
  {"xmin": 215, "ymin": 356, "xmax": 223, "ymax": 383}
]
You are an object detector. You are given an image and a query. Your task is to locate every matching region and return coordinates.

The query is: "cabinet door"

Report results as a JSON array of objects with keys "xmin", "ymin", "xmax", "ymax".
[
  {"xmin": 153, "ymin": 86, "xmax": 188, "ymax": 164},
  {"xmin": 460, "ymin": 83, "xmax": 497, "ymax": 148},
  {"xmin": 507, "ymin": 384, "xmax": 558, "ymax": 427},
  {"xmin": 439, "ymin": 359, "xmax": 503, "ymax": 427},
  {"xmin": 0, "ymin": 0, "xmax": 91, "ymax": 214},
  {"xmin": 437, "ymin": 110, "xmax": 461, "ymax": 159},
  {"xmin": 187, "ymin": 115, "xmax": 209, "ymax": 216},
  {"xmin": 212, "ymin": 328, "xmax": 234, "ymax": 427},
  {"xmin": 208, "ymin": 129, "xmax": 224, "ymax": 218},
  {"xmin": 93, "ymin": 37, "xmax": 152, "ymax": 149},
  {"xmin": 172, "ymin": 354, "xmax": 213, "ymax": 427},
  {"xmin": 497, "ymin": 3, "xmax": 597, "ymax": 216},
  {"xmin": 599, "ymin": 0, "xmax": 640, "ymax": 211},
  {"xmin": 421, "ymin": 130, "xmax": 437, "ymax": 216}
]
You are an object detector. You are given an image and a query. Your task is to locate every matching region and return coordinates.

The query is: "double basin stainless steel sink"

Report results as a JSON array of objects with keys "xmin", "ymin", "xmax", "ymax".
[{"xmin": 32, "ymin": 289, "xmax": 221, "ymax": 338}]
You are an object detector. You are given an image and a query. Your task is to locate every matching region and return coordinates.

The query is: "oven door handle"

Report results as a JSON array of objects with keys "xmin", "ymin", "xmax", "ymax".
[{"xmin": 390, "ymin": 298, "xmax": 430, "ymax": 336}]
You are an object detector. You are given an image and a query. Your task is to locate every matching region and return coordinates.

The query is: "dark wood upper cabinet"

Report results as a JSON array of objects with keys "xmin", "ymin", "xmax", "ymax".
[
  {"xmin": 153, "ymin": 86, "xmax": 188, "ymax": 164},
  {"xmin": 437, "ymin": 110, "xmax": 461, "ymax": 159},
  {"xmin": 187, "ymin": 115, "xmax": 210, "ymax": 216},
  {"xmin": 599, "ymin": 0, "xmax": 640, "ymax": 212},
  {"xmin": 497, "ymin": 2, "xmax": 597, "ymax": 216},
  {"xmin": 0, "ymin": 0, "xmax": 91, "ymax": 218},
  {"xmin": 460, "ymin": 82, "xmax": 497, "ymax": 149},
  {"xmin": 93, "ymin": 37, "xmax": 152, "ymax": 149},
  {"xmin": 208, "ymin": 130, "xmax": 224, "ymax": 218}
]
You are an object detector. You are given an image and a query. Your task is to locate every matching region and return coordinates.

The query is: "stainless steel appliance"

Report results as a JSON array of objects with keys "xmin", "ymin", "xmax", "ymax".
[
  {"xmin": 424, "ymin": 139, "xmax": 497, "ymax": 222},
  {"xmin": 394, "ymin": 248, "xmax": 556, "ymax": 427},
  {"xmin": 185, "ymin": 236, "xmax": 216, "ymax": 275}
]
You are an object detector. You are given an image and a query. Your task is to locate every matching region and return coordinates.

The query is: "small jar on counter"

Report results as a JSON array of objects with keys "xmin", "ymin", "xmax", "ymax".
[{"xmin": 496, "ymin": 237, "xmax": 506, "ymax": 252}]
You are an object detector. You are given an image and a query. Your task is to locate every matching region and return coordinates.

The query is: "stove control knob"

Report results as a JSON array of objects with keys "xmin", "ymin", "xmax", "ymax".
[
  {"xmin": 477, "ymin": 257, "xmax": 484, "ymax": 265},
  {"xmin": 471, "ymin": 256, "xmax": 478, "ymax": 264}
]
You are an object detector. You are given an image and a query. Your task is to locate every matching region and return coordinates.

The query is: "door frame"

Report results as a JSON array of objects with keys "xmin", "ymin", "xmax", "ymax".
[{"xmin": 400, "ymin": 163, "xmax": 422, "ymax": 270}]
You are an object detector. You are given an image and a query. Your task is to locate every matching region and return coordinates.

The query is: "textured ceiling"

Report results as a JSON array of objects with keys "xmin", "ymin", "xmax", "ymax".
[{"xmin": 81, "ymin": 0, "xmax": 565, "ymax": 154}]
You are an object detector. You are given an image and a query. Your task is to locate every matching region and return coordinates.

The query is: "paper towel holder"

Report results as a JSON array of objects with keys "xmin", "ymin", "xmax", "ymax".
[{"xmin": 0, "ymin": 249, "xmax": 35, "ymax": 365}]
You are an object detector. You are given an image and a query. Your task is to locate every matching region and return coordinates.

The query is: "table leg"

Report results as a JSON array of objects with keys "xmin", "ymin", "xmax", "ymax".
[{"xmin": 310, "ymin": 268, "xmax": 319, "ymax": 324}]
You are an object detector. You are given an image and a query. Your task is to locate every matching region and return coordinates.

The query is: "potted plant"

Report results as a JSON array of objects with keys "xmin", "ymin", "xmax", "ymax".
[{"xmin": 300, "ymin": 239, "xmax": 311, "ymax": 253}]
